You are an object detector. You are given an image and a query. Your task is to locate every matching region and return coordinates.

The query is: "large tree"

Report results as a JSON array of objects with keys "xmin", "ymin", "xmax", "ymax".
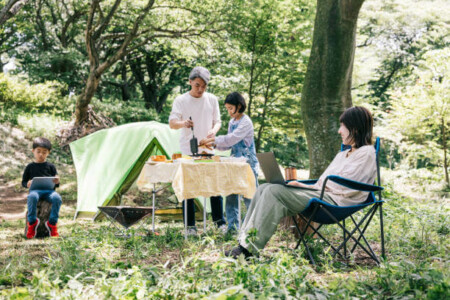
[
  {"xmin": 301, "ymin": 0, "xmax": 365, "ymax": 178},
  {"xmin": 75, "ymin": 0, "xmax": 226, "ymax": 126}
]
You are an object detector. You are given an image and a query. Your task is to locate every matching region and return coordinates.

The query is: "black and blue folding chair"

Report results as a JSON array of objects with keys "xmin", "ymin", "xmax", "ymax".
[{"xmin": 292, "ymin": 137, "xmax": 385, "ymax": 265}]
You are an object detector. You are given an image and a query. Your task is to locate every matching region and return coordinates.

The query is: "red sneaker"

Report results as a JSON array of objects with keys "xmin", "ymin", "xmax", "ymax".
[
  {"xmin": 45, "ymin": 221, "xmax": 59, "ymax": 237},
  {"xmin": 26, "ymin": 218, "xmax": 40, "ymax": 239}
]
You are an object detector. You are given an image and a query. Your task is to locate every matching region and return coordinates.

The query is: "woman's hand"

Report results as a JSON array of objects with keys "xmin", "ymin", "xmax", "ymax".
[
  {"xmin": 53, "ymin": 176, "xmax": 60, "ymax": 185},
  {"xmin": 27, "ymin": 180, "xmax": 32, "ymax": 188},
  {"xmin": 287, "ymin": 181, "xmax": 311, "ymax": 188}
]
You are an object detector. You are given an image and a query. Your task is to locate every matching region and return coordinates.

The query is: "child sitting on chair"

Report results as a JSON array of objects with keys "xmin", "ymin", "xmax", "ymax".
[{"xmin": 22, "ymin": 137, "xmax": 62, "ymax": 238}]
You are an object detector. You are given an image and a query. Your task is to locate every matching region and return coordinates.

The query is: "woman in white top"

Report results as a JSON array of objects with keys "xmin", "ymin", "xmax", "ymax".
[{"xmin": 225, "ymin": 106, "xmax": 377, "ymax": 258}]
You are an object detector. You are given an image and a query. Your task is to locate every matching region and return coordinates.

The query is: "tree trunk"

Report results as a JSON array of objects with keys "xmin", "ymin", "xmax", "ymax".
[
  {"xmin": 24, "ymin": 201, "xmax": 52, "ymax": 238},
  {"xmin": 75, "ymin": 71, "xmax": 100, "ymax": 125},
  {"xmin": 300, "ymin": 0, "xmax": 364, "ymax": 178},
  {"xmin": 255, "ymin": 72, "xmax": 272, "ymax": 152},
  {"xmin": 121, "ymin": 58, "xmax": 130, "ymax": 101}
]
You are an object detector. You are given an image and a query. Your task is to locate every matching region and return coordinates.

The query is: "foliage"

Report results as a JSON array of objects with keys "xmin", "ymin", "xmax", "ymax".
[
  {"xmin": 0, "ymin": 74, "xmax": 74, "ymax": 125},
  {"xmin": 212, "ymin": 0, "xmax": 314, "ymax": 153},
  {"xmin": 0, "ymin": 0, "xmax": 449, "ymax": 296},
  {"xmin": 0, "ymin": 158, "xmax": 448, "ymax": 298},
  {"xmin": 8, "ymin": 0, "xmax": 88, "ymax": 93},
  {"xmin": 353, "ymin": 0, "xmax": 450, "ymax": 186},
  {"xmin": 91, "ymin": 97, "xmax": 161, "ymax": 125},
  {"xmin": 374, "ymin": 47, "xmax": 449, "ymax": 186}
]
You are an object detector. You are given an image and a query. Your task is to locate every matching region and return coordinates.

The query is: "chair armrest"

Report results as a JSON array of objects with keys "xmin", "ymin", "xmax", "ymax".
[{"xmin": 326, "ymin": 175, "xmax": 383, "ymax": 192}]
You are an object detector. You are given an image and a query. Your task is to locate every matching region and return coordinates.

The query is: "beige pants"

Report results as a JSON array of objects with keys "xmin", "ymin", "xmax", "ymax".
[{"xmin": 238, "ymin": 183, "xmax": 335, "ymax": 253}]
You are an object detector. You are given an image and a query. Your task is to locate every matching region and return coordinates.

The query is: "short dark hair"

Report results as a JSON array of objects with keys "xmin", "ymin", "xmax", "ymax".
[
  {"xmin": 224, "ymin": 92, "xmax": 246, "ymax": 113},
  {"xmin": 339, "ymin": 106, "xmax": 373, "ymax": 148},
  {"xmin": 33, "ymin": 137, "xmax": 52, "ymax": 151}
]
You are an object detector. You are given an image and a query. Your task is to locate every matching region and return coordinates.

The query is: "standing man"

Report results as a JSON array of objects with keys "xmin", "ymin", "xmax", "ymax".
[{"xmin": 169, "ymin": 66, "xmax": 226, "ymax": 235}]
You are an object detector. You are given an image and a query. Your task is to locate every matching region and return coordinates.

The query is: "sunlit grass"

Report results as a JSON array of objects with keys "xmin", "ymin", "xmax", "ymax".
[{"xmin": 0, "ymin": 123, "xmax": 448, "ymax": 298}]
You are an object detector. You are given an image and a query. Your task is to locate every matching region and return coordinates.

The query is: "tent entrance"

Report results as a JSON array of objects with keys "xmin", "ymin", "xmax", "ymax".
[{"xmin": 94, "ymin": 137, "xmax": 204, "ymax": 221}]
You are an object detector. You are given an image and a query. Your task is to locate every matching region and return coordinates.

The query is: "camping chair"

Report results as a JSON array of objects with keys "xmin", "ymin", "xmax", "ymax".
[{"xmin": 291, "ymin": 137, "xmax": 385, "ymax": 265}]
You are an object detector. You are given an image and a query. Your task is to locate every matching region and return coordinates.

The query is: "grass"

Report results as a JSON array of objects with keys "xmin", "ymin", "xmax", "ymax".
[{"xmin": 0, "ymin": 124, "xmax": 448, "ymax": 299}]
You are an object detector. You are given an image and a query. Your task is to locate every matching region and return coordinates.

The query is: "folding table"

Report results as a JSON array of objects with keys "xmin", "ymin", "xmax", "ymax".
[{"xmin": 137, "ymin": 160, "xmax": 256, "ymax": 239}]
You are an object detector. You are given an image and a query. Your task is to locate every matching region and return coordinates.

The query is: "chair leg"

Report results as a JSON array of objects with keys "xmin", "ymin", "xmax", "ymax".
[
  {"xmin": 321, "ymin": 207, "xmax": 380, "ymax": 264},
  {"xmin": 292, "ymin": 216, "xmax": 315, "ymax": 265},
  {"xmin": 297, "ymin": 214, "xmax": 346, "ymax": 260},
  {"xmin": 343, "ymin": 219, "xmax": 347, "ymax": 260},
  {"xmin": 379, "ymin": 203, "xmax": 386, "ymax": 259},
  {"xmin": 349, "ymin": 206, "xmax": 377, "ymax": 255},
  {"xmin": 348, "ymin": 211, "xmax": 379, "ymax": 263}
]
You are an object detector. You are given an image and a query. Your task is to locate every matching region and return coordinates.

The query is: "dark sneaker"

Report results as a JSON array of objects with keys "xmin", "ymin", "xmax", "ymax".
[
  {"xmin": 224, "ymin": 245, "xmax": 252, "ymax": 259},
  {"xmin": 26, "ymin": 218, "xmax": 40, "ymax": 239},
  {"xmin": 45, "ymin": 221, "xmax": 59, "ymax": 237}
]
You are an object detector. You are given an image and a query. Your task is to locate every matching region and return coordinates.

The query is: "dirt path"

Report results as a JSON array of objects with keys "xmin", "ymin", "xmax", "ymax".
[{"xmin": 0, "ymin": 177, "xmax": 27, "ymax": 221}]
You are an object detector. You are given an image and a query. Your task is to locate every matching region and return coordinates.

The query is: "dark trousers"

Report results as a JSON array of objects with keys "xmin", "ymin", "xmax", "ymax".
[{"xmin": 182, "ymin": 196, "xmax": 226, "ymax": 227}]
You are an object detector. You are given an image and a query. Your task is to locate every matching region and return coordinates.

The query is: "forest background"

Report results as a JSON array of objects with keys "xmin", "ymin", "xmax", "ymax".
[
  {"xmin": 0, "ymin": 0, "xmax": 448, "ymax": 298},
  {"xmin": 0, "ymin": 0, "xmax": 447, "ymax": 183}
]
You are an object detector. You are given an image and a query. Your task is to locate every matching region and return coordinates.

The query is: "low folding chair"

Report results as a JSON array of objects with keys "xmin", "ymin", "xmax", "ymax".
[{"xmin": 292, "ymin": 137, "xmax": 385, "ymax": 265}]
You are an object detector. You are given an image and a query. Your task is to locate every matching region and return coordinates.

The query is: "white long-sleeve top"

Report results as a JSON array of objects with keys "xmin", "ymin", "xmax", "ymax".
[
  {"xmin": 215, "ymin": 115, "xmax": 255, "ymax": 151},
  {"xmin": 312, "ymin": 145, "xmax": 377, "ymax": 206}
]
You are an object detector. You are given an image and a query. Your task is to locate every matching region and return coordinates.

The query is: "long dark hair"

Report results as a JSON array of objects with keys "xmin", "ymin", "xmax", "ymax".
[{"xmin": 339, "ymin": 106, "xmax": 373, "ymax": 148}]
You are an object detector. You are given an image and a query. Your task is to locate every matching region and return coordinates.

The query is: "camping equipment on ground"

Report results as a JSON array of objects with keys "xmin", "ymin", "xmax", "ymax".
[{"xmin": 98, "ymin": 206, "xmax": 154, "ymax": 237}]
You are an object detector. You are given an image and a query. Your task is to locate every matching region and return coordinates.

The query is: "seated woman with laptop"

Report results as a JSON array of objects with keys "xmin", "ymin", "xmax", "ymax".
[{"xmin": 224, "ymin": 106, "xmax": 377, "ymax": 259}]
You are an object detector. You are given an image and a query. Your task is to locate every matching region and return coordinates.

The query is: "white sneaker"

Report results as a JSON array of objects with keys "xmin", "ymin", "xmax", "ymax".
[
  {"xmin": 219, "ymin": 224, "xmax": 228, "ymax": 235},
  {"xmin": 186, "ymin": 228, "xmax": 197, "ymax": 236}
]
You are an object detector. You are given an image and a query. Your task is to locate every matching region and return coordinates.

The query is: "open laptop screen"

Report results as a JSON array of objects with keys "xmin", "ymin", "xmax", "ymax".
[{"xmin": 256, "ymin": 152, "xmax": 286, "ymax": 184}]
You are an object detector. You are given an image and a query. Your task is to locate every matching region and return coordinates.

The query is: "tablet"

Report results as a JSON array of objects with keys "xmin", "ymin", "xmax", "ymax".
[{"xmin": 29, "ymin": 177, "xmax": 56, "ymax": 191}]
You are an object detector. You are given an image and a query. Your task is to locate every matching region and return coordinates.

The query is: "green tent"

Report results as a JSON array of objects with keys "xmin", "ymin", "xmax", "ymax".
[{"xmin": 70, "ymin": 121, "xmax": 181, "ymax": 219}]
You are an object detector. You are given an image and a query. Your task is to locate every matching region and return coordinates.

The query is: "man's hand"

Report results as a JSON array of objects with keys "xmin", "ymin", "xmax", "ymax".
[
  {"xmin": 184, "ymin": 119, "xmax": 194, "ymax": 128},
  {"xmin": 27, "ymin": 180, "xmax": 32, "ymax": 188},
  {"xmin": 53, "ymin": 176, "xmax": 60, "ymax": 185},
  {"xmin": 206, "ymin": 129, "xmax": 216, "ymax": 138}
]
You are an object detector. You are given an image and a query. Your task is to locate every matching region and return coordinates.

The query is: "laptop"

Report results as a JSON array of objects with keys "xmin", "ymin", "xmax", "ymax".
[{"xmin": 256, "ymin": 152, "xmax": 317, "ymax": 190}]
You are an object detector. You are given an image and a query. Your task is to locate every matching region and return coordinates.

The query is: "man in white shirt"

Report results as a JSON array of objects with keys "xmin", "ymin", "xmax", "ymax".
[{"xmin": 169, "ymin": 66, "xmax": 226, "ymax": 235}]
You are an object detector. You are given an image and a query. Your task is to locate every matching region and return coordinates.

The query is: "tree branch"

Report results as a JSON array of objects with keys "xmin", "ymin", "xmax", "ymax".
[
  {"xmin": 0, "ymin": 0, "xmax": 30, "ymax": 26},
  {"xmin": 93, "ymin": 0, "xmax": 122, "ymax": 40}
]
